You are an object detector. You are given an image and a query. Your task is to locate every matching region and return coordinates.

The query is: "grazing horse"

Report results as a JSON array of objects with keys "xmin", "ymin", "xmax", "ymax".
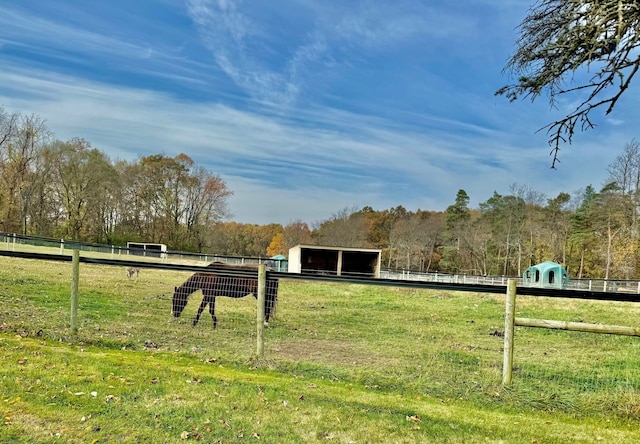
[{"xmin": 171, "ymin": 262, "xmax": 279, "ymax": 328}]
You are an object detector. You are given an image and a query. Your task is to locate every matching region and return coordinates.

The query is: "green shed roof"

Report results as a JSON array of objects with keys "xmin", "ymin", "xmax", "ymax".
[{"xmin": 523, "ymin": 261, "xmax": 568, "ymax": 289}]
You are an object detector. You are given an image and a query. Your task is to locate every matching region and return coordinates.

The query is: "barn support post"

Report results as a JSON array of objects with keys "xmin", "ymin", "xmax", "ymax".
[
  {"xmin": 503, "ymin": 279, "xmax": 517, "ymax": 386},
  {"xmin": 70, "ymin": 249, "xmax": 80, "ymax": 334},
  {"xmin": 256, "ymin": 264, "xmax": 266, "ymax": 357}
]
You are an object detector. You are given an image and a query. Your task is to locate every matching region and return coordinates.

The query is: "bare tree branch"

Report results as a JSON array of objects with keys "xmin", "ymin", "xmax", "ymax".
[{"xmin": 497, "ymin": 0, "xmax": 640, "ymax": 167}]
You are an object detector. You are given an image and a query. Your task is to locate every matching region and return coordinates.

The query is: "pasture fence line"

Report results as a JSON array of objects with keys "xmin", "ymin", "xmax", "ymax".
[
  {"xmin": 381, "ymin": 269, "xmax": 640, "ymax": 294},
  {"xmin": 502, "ymin": 278, "xmax": 640, "ymax": 387},
  {"xmin": 256, "ymin": 264, "xmax": 266, "ymax": 357},
  {"xmin": 0, "ymin": 231, "xmax": 286, "ymax": 269},
  {"xmin": 514, "ymin": 318, "xmax": 640, "ymax": 336},
  {"xmin": 0, "ymin": 248, "xmax": 273, "ymax": 358},
  {"xmin": 0, "ymin": 250, "xmax": 640, "ymax": 398},
  {"xmin": 4, "ymin": 230, "xmax": 640, "ymax": 293},
  {"xmin": 502, "ymin": 279, "xmax": 516, "ymax": 386},
  {"xmin": 3, "ymin": 247, "xmax": 640, "ymax": 302}
]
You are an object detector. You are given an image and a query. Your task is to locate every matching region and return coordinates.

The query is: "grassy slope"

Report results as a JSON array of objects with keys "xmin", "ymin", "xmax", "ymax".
[
  {"xmin": 2, "ymin": 254, "xmax": 640, "ymax": 442},
  {"xmin": 2, "ymin": 335, "xmax": 638, "ymax": 444}
]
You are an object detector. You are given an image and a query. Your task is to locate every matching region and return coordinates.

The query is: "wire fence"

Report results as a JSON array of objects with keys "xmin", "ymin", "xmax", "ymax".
[
  {"xmin": 1, "ymin": 248, "xmax": 640, "ymax": 419},
  {"xmin": 170, "ymin": 262, "xmax": 278, "ymax": 330},
  {"xmin": 506, "ymin": 293, "xmax": 640, "ymax": 416}
]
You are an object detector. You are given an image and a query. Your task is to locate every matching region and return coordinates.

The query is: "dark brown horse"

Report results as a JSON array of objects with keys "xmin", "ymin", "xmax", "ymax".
[{"xmin": 171, "ymin": 262, "xmax": 278, "ymax": 328}]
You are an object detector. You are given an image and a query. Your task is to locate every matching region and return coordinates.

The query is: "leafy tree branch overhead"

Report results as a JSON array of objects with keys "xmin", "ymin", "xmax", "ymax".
[{"xmin": 497, "ymin": 0, "xmax": 640, "ymax": 167}]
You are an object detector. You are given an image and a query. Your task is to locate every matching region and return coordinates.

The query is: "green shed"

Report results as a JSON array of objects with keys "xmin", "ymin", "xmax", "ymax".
[
  {"xmin": 523, "ymin": 261, "xmax": 568, "ymax": 289},
  {"xmin": 270, "ymin": 254, "xmax": 288, "ymax": 272}
]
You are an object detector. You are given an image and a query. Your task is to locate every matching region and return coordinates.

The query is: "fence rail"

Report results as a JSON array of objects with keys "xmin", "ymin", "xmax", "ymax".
[
  {"xmin": 3, "ymin": 247, "xmax": 640, "ymax": 304},
  {"xmin": 4, "ymin": 231, "xmax": 639, "ymax": 293},
  {"xmin": 381, "ymin": 269, "xmax": 640, "ymax": 294},
  {"xmin": 0, "ymin": 232, "xmax": 287, "ymax": 270}
]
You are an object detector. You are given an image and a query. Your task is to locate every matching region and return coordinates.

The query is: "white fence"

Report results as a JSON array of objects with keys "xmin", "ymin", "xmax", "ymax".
[{"xmin": 380, "ymin": 269, "xmax": 640, "ymax": 293}]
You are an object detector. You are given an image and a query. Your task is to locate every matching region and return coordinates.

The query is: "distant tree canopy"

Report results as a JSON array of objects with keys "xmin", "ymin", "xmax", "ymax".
[
  {"xmin": 497, "ymin": 0, "xmax": 640, "ymax": 166},
  {"xmin": 6, "ymin": 106, "xmax": 640, "ymax": 279},
  {"xmin": 0, "ymin": 107, "xmax": 232, "ymax": 251}
]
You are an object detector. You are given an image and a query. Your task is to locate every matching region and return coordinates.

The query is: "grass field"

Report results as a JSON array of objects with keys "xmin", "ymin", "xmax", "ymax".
[{"xmin": 2, "ymin": 253, "xmax": 640, "ymax": 443}]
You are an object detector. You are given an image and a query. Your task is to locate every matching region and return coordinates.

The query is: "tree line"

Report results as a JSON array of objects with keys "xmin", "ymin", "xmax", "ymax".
[
  {"xmin": 3, "ymin": 107, "xmax": 640, "ymax": 279},
  {"xmin": 273, "ymin": 139, "xmax": 640, "ymax": 281},
  {"xmin": 306, "ymin": 146, "xmax": 640, "ymax": 280},
  {"xmin": 0, "ymin": 107, "xmax": 231, "ymax": 251}
]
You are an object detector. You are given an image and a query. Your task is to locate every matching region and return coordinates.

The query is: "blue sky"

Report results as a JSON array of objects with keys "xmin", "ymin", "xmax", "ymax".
[{"xmin": 1, "ymin": 0, "xmax": 639, "ymax": 225}]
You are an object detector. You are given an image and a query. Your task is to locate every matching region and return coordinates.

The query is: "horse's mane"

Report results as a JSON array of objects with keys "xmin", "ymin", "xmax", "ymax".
[
  {"xmin": 176, "ymin": 262, "xmax": 274, "ymax": 296},
  {"xmin": 175, "ymin": 272, "xmax": 201, "ymax": 294},
  {"xmin": 175, "ymin": 262, "xmax": 253, "ymax": 291}
]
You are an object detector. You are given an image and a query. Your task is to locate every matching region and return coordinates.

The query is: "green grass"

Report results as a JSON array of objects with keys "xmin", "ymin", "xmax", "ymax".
[
  {"xmin": 2, "ymin": 254, "xmax": 640, "ymax": 442},
  {"xmin": 2, "ymin": 335, "xmax": 639, "ymax": 443}
]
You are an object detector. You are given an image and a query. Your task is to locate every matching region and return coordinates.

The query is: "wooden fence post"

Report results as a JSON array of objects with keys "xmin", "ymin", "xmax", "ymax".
[
  {"xmin": 503, "ymin": 279, "xmax": 517, "ymax": 386},
  {"xmin": 70, "ymin": 249, "xmax": 80, "ymax": 334},
  {"xmin": 256, "ymin": 264, "xmax": 266, "ymax": 357}
]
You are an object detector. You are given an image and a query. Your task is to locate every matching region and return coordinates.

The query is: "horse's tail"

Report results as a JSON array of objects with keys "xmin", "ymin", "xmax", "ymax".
[{"xmin": 265, "ymin": 278, "xmax": 279, "ymax": 320}]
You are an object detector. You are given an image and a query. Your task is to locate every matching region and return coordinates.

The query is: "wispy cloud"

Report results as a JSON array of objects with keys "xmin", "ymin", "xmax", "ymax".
[
  {"xmin": 186, "ymin": 0, "xmax": 315, "ymax": 105},
  {"xmin": 0, "ymin": 3, "xmax": 229, "ymax": 99},
  {"xmin": 332, "ymin": 3, "xmax": 465, "ymax": 48},
  {"xmin": 0, "ymin": 60, "xmax": 617, "ymax": 223},
  {"xmin": 184, "ymin": 0, "xmax": 467, "ymax": 107},
  {"xmin": 0, "ymin": 6, "xmax": 148, "ymax": 61},
  {"xmin": 0, "ymin": 0, "xmax": 631, "ymax": 224}
]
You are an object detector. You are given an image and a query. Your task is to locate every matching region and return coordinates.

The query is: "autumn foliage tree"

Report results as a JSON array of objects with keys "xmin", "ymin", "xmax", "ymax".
[
  {"xmin": 0, "ymin": 108, "xmax": 233, "ymax": 250},
  {"xmin": 266, "ymin": 232, "xmax": 285, "ymax": 257},
  {"xmin": 44, "ymin": 138, "xmax": 118, "ymax": 240}
]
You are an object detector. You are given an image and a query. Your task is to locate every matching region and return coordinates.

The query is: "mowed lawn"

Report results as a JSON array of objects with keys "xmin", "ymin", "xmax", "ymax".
[{"xmin": 2, "ymin": 253, "xmax": 640, "ymax": 443}]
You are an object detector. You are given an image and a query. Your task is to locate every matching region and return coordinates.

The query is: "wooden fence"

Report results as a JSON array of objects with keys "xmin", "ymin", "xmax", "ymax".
[
  {"xmin": 502, "ymin": 278, "xmax": 640, "ymax": 386},
  {"xmin": 3, "ymin": 248, "xmax": 640, "ymax": 388}
]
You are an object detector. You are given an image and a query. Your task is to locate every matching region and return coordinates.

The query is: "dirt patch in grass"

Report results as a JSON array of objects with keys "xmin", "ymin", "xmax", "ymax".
[{"xmin": 272, "ymin": 339, "xmax": 389, "ymax": 367}]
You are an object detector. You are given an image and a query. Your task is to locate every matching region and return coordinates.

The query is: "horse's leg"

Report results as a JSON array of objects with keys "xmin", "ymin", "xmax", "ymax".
[
  {"xmin": 193, "ymin": 298, "xmax": 207, "ymax": 327},
  {"xmin": 207, "ymin": 296, "xmax": 217, "ymax": 328}
]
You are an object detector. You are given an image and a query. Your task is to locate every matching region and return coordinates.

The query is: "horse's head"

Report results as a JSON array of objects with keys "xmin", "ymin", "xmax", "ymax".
[{"xmin": 171, "ymin": 285, "xmax": 189, "ymax": 317}]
